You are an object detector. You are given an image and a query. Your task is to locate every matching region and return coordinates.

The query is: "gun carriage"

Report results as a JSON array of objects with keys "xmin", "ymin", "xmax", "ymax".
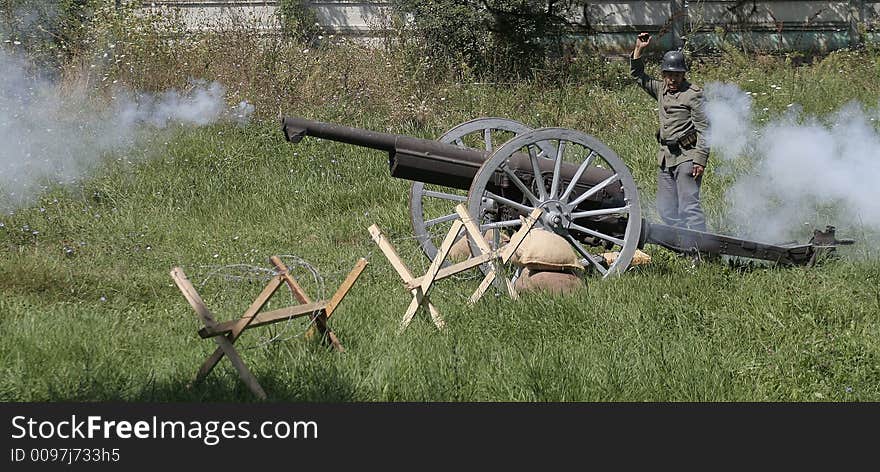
[{"xmin": 282, "ymin": 116, "xmax": 852, "ymax": 277}]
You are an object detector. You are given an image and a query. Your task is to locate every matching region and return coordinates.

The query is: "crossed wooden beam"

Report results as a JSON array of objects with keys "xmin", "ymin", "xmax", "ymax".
[
  {"xmin": 369, "ymin": 204, "xmax": 543, "ymax": 331},
  {"xmin": 170, "ymin": 256, "xmax": 367, "ymax": 399}
]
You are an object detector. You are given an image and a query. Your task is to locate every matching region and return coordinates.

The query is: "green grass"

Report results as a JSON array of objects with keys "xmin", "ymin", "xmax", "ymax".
[{"xmin": 2, "ymin": 49, "xmax": 880, "ymax": 402}]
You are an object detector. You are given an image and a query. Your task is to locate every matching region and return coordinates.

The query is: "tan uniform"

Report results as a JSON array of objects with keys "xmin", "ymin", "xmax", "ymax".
[{"xmin": 630, "ymin": 55, "xmax": 710, "ymax": 169}]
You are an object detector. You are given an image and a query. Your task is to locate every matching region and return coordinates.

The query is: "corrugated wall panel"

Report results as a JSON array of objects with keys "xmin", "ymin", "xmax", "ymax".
[{"xmin": 138, "ymin": 1, "xmax": 879, "ymax": 52}]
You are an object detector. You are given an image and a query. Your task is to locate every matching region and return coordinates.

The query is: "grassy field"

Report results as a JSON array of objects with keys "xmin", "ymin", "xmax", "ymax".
[{"xmin": 2, "ymin": 41, "xmax": 880, "ymax": 401}]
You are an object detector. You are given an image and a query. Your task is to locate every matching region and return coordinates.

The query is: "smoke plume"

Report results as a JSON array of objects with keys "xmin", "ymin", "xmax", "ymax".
[
  {"xmin": 704, "ymin": 82, "xmax": 880, "ymax": 244},
  {"xmin": 0, "ymin": 47, "xmax": 254, "ymax": 210}
]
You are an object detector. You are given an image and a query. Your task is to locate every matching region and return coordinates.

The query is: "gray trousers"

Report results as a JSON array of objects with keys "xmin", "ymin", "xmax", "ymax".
[{"xmin": 656, "ymin": 160, "xmax": 707, "ymax": 232}]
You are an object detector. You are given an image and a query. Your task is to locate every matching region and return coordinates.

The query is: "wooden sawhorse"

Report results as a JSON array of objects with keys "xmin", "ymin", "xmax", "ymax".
[
  {"xmin": 170, "ymin": 257, "xmax": 367, "ymax": 399},
  {"xmin": 369, "ymin": 204, "xmax": 542, "ymax": 331}
]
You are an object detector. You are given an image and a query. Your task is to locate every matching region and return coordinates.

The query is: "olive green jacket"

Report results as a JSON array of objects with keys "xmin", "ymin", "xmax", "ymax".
[{"xmin": 630, "ymin": 54, "xmax": 710, "ymax": 168}]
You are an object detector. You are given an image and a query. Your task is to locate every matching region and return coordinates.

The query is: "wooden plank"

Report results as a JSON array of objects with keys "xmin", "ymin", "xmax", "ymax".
[
  {"xmin": 324, "ymin": 257, "xmax": 368, "ymax": 318},
  {"xmin": 311, "ymin": 313, "xmax": 345, "ymax": 352},
  {"xmin": 369, "ymin": 223, "xmax": 443, "ymax": 329},
  {"xmin": 368, "ymin": 224, "xmax": 416, "ymax": 283},
  {"xmin": 499, "ymin": 209, "xmax": 542, "ymax": 263},
  {"xmin": 400, "ymin": 290, "xmax": 447, "ymax": 331},
  {"xmin": 426, "ymin": 302, "xmax": 445, "ymax": 330},
  {"xmin": 198, "ymin": 301, "xmax": 328, "ymax": 338},
  {"xmin": 171, "ymin": 267, "xmax": 266, "ymax": 399},
  {"xmin": 455, "ymin": 204, "xmax": 493, "ymax": 255},
  {"xmin": 469, "ymin": 270, "xmax": 497, "ymax": 304},
  {"xmin": 405, "ymin": 252, "xmax": 494, "ymax": 290},
  {"xmin": 401, "ymin": 220, "xmax": 461, "ymax": 330},
  {"xmin": 418, "ymin": 220, "xmax": 462, "ymax": 298},
  {"xmin": 467, "ymin": 268, "xmax": 519, "ymax": 303},
  {"xmin": 170, "ymin": 267, "xmax": 219, "ymax": 328},
  {"xmin": 455, "ymin": 203, "xmax": 504, "ymax": 291},
  {"xmin": 272, "ymin": 254, "xmax": 324, "ymax": 346},
  {"xmin": 212, "ymin": 335, "xmax": 267, "ymax": 400},
  {"xmin": 227, "ymin": 276, "xmax": 283, "ymax": 340},
  {"xmin": 171, "ymin": 267, "xmax": 228, "ymax": 384},
  {"xmin": 468, "ymin": 209, "xmax": 542, "ymax": 303},
  {"xmin": 270, "ymin": 255, "xmax": 313, "ymax": 304},
  {"xmin": 307, "ymin": 257, "xmax": 367, "ymax": 352},
  {"xmin": 506, "ymin": 277, "xmax": 519, "ymax": 300},
  {"xmin": 193, "ymin": 276, "xmax": 284, "ymax": 382}
]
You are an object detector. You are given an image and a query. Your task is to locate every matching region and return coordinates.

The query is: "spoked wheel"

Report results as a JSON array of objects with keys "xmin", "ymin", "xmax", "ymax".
[
  {"xmin": 466, "ymin": 128, "xmax": 642, "ymax": 278},
  {"xmin": 409, "ymin": 117, "xmax": 536, "ymax": 264}
]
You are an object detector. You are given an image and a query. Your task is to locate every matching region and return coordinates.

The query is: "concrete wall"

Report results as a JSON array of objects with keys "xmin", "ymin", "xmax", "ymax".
[
  {"xmin": 139, "ymin": 1, "xmax": 392, "ymax": 36},
  {"xmin": 139, "ymin": 1, "xmax": 880, "ymax": 53}
]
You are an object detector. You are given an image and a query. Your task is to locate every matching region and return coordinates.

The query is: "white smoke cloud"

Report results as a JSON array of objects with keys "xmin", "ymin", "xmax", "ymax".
[
  {"xmin": 705, "ymin": 82, "xmax": 880, "ymax": 243},
  {"xmin": 704, "ymin": 82, "xmax": 754, "ymax": 162},
  {"xmin": 0, "ymin": 47, "xmax": 254, "ymax": 210}
]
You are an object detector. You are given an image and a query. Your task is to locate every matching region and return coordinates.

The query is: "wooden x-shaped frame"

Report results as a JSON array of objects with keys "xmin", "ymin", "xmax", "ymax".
[
  {"xmin": 369, "ymin": 204, "xmax": 543, "ymax": 331},
  {"xmin": 170, "ymin": 257, "xmax": 367, "ymax": 399}
]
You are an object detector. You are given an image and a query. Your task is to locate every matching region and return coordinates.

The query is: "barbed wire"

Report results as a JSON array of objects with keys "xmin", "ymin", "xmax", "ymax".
[{"xmin": 189, "ymin": 253, "xmax": 331, "ymax": 351}]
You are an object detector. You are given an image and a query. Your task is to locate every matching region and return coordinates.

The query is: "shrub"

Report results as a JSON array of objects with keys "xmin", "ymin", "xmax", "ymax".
[
  {"xmin": 0, "ymin": 0, "xmax": 103, "ymax": 72},
  {"xmin": 276, "ymin": 0, "xmax": 322, "ymax": 44},
  {"xmin": 391, "ymin": 0, "xmax": 587, "ymax": 80}
]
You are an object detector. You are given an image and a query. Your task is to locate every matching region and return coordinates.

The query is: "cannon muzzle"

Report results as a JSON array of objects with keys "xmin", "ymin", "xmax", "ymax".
[{"xmin": 283, "ymin": 116, "xmax": 398, "ymax": 150}]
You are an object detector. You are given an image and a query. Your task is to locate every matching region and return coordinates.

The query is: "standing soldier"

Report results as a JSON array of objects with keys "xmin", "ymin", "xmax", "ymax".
[{"xmin": 631, "ymin": 32, "xmax": 710, "ymax": 236}]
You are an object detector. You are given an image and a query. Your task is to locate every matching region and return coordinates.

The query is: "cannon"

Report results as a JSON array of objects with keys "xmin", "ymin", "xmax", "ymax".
[{"xmin": 282, "ymin": 116, "xmax": 853, "ymax": 276}]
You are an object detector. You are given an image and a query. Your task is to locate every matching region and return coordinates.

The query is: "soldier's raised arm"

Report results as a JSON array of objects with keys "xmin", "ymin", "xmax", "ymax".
[{"xmin": 630, "ymin": 32, "xmax": 661, "ymax": 99}]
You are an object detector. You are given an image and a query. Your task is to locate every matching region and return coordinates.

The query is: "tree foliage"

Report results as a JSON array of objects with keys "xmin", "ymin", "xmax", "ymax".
[
  {"xmin": 392, "ymin": 0, "xmax": 587, "ymax": 80},
  {"xmin": 0, "ymin": 0, "xmax": 102, "ymax": 70},
  {"xmin": 276, "ymin": 0, "xmax": 322, "ymax": 44}
]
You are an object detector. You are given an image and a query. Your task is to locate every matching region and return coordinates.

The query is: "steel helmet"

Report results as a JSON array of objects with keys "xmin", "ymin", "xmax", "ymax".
[{"xmin": 661, "ymin": 50, "xmax": 688, "ymax": 72}]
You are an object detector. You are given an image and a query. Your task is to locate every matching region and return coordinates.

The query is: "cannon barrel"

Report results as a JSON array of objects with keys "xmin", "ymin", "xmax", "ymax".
[
  {"xmin": 283, "ymin": 116, "xmax": 489, "ymax": 189},
  {"xmin": 282, "ymin": 116, "xmax": 623, "ymax": 202}
]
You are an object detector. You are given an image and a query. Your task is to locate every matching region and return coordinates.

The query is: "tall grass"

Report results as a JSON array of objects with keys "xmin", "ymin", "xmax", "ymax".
[{"xmin": 1, "ymin": 8, "xmax": 879, "ymax": 401}]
